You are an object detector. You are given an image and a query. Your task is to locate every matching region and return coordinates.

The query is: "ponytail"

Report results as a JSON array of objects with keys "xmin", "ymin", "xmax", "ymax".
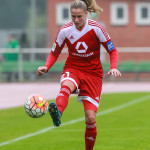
[
  {"xmin": 70, "ymin": 0, "xmax": 103, "ymax": 13},
  {"xmin": 81, "ymin": 0, "xmax": 103, "ymax": 13}
]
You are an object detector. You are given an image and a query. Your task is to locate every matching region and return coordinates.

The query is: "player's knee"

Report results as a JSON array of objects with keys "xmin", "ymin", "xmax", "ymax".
[{"xmin": 85, "ymin": 113, "xmax": 96, "ymax": 123}]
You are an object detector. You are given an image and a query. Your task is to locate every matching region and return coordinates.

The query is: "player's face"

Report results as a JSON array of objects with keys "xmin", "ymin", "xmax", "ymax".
[{"xmin": 70, "ymin": 8, "xmax": 88, "ymax": 29}]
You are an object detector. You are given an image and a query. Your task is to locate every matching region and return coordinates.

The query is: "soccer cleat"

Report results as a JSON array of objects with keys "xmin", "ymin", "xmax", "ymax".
[{"xmin": 48, "ymin": 102, "xmax": 61, "ymax": 127}]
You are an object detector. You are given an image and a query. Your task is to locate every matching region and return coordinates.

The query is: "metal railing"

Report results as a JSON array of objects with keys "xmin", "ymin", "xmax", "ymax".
[{"xmin": 0, "ymin": 47, "xmax": 150, "ymax": 82}]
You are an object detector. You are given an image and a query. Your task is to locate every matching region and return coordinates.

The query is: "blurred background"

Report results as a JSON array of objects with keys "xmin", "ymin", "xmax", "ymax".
[
  {"xmin": 0, "ymin": 0, "xmax": 150, "ymax": 83},
  {"xmin": 0, "ymin": 1, "xmax": 150, "ymax": 149}
]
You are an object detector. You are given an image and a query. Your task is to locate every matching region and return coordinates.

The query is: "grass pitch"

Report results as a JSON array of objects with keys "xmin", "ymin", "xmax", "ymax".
[{"xmin": 0, "ymin": 92, "xmax": 150, "ymax": 150}]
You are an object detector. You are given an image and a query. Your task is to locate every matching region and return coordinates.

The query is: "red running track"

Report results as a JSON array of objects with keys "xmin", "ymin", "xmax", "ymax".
[{"xmin": 0, "ymin": 82, "xmax": 150, "ymax": 110}]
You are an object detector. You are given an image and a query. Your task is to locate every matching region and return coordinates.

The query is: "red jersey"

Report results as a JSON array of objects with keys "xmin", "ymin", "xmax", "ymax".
[{"xmin": 45, "ymin": 19, "xmax": 118, "ymax": 77}]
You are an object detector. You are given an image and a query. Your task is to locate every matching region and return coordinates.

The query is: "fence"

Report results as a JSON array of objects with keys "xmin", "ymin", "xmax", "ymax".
[{"xmin": 0, "ymin": 47, "xmax": 150, "ymax": 82}]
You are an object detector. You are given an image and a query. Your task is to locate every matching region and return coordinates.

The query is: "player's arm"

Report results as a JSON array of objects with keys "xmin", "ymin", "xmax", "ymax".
[
  {"xmin": 101, "ymin": 40, "xmax": 121, "ymax": 76},
  {"xmin": 37, "ymin": 51, "xmax": 58, "ymax": 76},
  {"xmin": 96, "ymin": 25, "xmax": 121, "ymax": 77},
  {"xmin": 37, "ymin": 30, "xmax": 66, "ymax": 76}
]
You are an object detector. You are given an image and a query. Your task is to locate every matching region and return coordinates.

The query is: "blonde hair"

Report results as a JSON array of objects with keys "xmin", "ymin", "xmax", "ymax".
[{"xmin": 70, "ymin": 0, "xmax": 103, "ymax": 13}]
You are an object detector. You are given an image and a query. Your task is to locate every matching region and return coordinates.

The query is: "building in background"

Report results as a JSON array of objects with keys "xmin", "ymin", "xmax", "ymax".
[
  {"xmin": 47, "ymin": 0, "xmax": 150, "ymax": 47},
  {"xmin": 0, "ymin": 0, "xmax": 150, "ymax": 82}
]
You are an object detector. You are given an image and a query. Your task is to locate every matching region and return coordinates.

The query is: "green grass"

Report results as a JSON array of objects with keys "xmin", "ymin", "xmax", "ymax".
[{"xmin": 0, "ymin": 92, "xmax": 150, "ymax": 150}]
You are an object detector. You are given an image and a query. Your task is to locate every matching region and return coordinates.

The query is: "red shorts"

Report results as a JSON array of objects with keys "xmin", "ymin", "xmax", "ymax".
[{"xmin": 60, "ymin": 68, "xmax": 103, "ymax": 112}]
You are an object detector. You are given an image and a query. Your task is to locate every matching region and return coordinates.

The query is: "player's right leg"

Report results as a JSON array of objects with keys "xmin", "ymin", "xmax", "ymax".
[
  {"xmin": 49, "ymin": 71, "xmax": 79, "ymax": 127},
  {"xmin": 49, "ymin": 81, "xmax": 74, "ymax": 127}
]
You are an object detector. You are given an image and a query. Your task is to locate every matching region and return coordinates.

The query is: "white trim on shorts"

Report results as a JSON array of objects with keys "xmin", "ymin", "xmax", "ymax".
[
  {"xmin": 61, "ymin": 77, "xmax": 79, "ymax": 89},
  {"xmin": 77, "ymin": 96, "xmax": 99, "ymax": 108}
]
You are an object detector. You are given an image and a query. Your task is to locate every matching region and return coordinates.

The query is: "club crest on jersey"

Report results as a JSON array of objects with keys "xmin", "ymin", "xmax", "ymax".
[
  {"xmin": 52, "ymin": 42, "xmax": 56, "ymax": 51},
  {"xmin": 75, "ymin": 42, "xmax": 88, "ymax": 53},
  {"xmin": 107, "ymin": 41, "xmax": 114, "ymax": 51}
]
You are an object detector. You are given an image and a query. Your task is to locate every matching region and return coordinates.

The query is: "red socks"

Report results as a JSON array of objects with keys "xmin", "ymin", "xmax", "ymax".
[
  {"xmin": 56, "ymin": 85, "xmax": 97, "ymax": 149},
  {"xmin": 85, "ymin": 121, "xmax": 97, "ymax": 150},
  {"xmin": 56, "ymin": 85, "xmax": 71, "ymax": 114}
]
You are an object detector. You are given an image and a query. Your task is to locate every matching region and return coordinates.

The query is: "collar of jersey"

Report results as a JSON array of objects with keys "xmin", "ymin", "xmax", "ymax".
[{"xmin": 73, "ymin": 19, "xmax": 88, "ymax": 33}]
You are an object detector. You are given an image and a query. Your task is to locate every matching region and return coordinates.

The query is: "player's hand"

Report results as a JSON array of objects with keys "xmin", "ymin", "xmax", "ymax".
[
  {"xmin": 37, "ymin": 66, "xmax": 48, "ymax": 76},
  {"xmin": 107, "ymin": 69, "xmax": 121, "ymax": 77}
]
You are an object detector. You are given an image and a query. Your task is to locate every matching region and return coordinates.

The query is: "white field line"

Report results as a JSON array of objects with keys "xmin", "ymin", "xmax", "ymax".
[{"xmin": 0, "ymin": 95, "xmax": 150, "ymax": 147}]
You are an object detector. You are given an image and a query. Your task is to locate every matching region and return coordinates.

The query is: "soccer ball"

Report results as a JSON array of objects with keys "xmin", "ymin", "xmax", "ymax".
[{"xmin": 24, "ymin": 94, "xmax": 48, "ymax": 118}]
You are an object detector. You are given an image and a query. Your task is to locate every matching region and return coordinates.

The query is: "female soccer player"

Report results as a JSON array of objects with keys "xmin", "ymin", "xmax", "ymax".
[{"xmin": 37, "ymin": 0, "xmax": 121, "ymax": 149}]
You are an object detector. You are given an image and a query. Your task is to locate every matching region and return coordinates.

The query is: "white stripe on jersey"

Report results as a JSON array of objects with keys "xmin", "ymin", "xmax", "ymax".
[
  {"xmin": 88, "ymin": 19, "xmax": 110, "ymax": 42},
  {"xmin": 55, "ymin": 19, "xmax": 110, "ymax": 49}
]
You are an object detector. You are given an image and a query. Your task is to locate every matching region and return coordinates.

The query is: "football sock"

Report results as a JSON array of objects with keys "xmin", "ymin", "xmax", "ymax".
[
  {"xmin": 85, "ymin": 121, "xmax": 97, "ymax": 150},
  {"xmin": 56, "ymin": 85, "xmax": 71, "ymax": 114}
]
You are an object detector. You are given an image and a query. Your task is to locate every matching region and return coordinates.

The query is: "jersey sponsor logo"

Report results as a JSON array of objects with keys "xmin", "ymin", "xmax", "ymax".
[
  {"xmin": 52, "ymin": 42, "xmax": 56, "ymax": 51},
  {"xmin": 72, "ymin": 52, "xmax": 94, "ymax": 57},
  {"xmin": 75, "ymin": 42, "xmax": 88, "ymax": 53},
  {"xmin": 107, "ymin": 41, "xmax": 114, "ymax": 51}
]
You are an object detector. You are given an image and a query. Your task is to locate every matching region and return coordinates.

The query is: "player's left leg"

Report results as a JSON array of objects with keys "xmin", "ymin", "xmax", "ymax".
[
  {"xmin": 84, "ymin": 101, "xmax": 97, "ymax": 150},
  {"xmin": 78, "ymin": 74, "xmax": 102, "ymax": 150}
]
